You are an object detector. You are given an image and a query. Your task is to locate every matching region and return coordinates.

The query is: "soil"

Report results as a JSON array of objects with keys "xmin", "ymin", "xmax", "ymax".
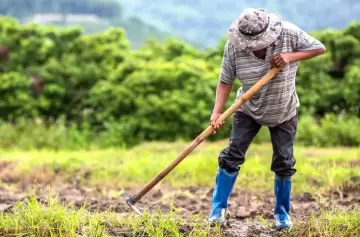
[
  {"xmin": 0, "ymin": 160, "xmax": 359, "ymax": 236},
  {"xmin": 0, "ymin": 181, "xmax": 359, "ymax": 237}
]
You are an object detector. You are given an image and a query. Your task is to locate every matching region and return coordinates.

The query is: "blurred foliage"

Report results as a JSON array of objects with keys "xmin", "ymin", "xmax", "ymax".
[{"xmin": 0, "ymin": 16, "xmax": 360, "ymax": 148}]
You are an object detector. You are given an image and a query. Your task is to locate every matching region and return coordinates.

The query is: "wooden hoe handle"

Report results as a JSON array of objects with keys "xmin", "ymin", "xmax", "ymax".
[{"xmin": 127, "ymin": 67, "xmax": 282, "ymax": 204}]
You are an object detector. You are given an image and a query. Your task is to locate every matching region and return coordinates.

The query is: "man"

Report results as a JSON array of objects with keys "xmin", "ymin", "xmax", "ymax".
[{"xmin": 208, "ymin": 8, "xmax": 326, "ymax": 229}]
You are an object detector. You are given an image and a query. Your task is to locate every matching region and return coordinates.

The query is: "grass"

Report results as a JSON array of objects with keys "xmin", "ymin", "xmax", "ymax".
[
  {"xmin": 0, "ymin": 190, "xmax": 108, "ymax": 237},
  {"xmin": 0, "ymin": 141, "xmax": 359, "ymax": 236},
  {"xmin": 0, "ymin": 141, "xmax": 359, "ymax": 194},
  {"xmin": 290, "ymin": 208, "xmax": 360, "ymax": 237},
  {"xmin": 0, "ymin": 190, "xmax": 221, "ymax": 237},
  {"xmin": 0, "ymin": 190, "xmax": 358, "ymax": 237},
  {"xmin": 121, "ymin": 211, "xmax": 222, "ymax": 237}
]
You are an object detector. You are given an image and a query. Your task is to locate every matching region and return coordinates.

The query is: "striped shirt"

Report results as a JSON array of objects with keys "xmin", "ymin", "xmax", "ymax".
[{"xmin": 219, "ymin": 21, "xmax": 326, "ymax": 127}]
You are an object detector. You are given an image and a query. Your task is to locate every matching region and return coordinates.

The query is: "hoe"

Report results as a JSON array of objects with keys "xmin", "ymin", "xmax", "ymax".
[{"xmin": 125, "ymin": 66, "xmax": 282, "ymax": 216}]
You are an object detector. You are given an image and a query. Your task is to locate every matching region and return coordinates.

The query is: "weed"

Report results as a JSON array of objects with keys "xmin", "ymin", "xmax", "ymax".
[
  {"xmin": 289, "ymin": 207, "xmax": 360, "ymax": 237},
  {"xmin": 0, "ymin": 190, "xmax": 107, "ymax": 237}
]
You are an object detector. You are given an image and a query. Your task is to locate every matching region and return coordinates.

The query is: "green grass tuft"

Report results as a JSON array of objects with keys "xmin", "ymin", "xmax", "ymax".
[
  {"xmin": 0, "ymin": 190, "xmax": 222, "ymax": 237},
  {"xmin": 289, "ymin": 207, "xmax": 360, "ymax": 237},
  {"xmin": 0, "ymin": 190, "xmax": 107, "ymax": 237},
  {"xmin": 121, "ymin": 210, "xmax": 221, "ymax": 237}
]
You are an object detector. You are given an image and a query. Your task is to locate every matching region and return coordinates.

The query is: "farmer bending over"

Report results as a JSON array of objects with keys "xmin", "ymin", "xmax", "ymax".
[{"xmin": 208, "ymin": 8, "xmax": 326, "ymax": 229}]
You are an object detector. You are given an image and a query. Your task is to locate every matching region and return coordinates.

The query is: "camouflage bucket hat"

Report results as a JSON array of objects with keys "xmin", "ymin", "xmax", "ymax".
[{"xmin": 228, "ymin": 8, "xmax": 283, "ymax": 51}]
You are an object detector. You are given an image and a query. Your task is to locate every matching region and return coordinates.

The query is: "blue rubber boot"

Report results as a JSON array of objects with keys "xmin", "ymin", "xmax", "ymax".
[
  {"xmin": 274, "ymin": 175, "xmax": 293, "ymax": 229},
  {"xmin": 208, "ymin": 168, "xmax": 239, "ymax": 225}
]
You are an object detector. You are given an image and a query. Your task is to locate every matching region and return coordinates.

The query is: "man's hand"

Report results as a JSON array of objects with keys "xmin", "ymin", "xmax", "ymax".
[
  {"xmin": 271, "ymin": 53, "xmax": 293, "ymax": 67},
  {"xmin": 209, "ymin": 112, "xmax": 224, "ymax": 134}
]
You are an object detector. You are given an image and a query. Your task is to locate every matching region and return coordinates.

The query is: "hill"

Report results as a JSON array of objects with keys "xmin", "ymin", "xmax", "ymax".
[
  {"xmin": 0, "ymin": 0, "xmax": 169, "ymax": 48},
  {"xmin": 2, "ymin": 0, "xmax": 360, "ymax": 48},
  {"xmin": 121, "ymin": 0, "xmax": 360, "ymax": 48}
]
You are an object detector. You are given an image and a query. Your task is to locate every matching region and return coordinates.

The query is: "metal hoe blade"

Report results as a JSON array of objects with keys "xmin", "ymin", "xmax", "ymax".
[{"xmin": 125, "ymin": 196, "xmax": 143, "ymax": 216}]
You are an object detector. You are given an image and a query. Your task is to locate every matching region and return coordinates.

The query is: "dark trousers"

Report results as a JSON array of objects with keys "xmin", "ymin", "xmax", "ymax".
[{"xmin": 218, "ymin": 111, "xmax": 298, "ymax": 177}]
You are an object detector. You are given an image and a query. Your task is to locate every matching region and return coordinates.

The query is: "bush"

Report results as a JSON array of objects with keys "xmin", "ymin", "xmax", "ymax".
[
  {"xmin": 0, "ymin": 16, "xmax": 360, "ymax": 148},
  {"xmin": 297, "ymin": 113, "xmax": 360, "ymax": 147},
  {"xmin": 0, "ymin": 114, "xmax": 358, "ymax": 150}
]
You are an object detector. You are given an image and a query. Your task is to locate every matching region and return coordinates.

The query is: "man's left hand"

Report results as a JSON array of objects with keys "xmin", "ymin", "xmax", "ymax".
[{"xmin": 271, "ymin": 53, "xmax": 293, "ymax": 67}]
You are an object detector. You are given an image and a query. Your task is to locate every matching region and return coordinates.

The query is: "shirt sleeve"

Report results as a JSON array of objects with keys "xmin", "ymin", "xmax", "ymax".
[
  {"xmin": 219, "ymin": 40, "xmax": 236, "ymax": 84},
  {"xmin": 294, "ymin": 27, "xmax": 326, "ymax": 52}
]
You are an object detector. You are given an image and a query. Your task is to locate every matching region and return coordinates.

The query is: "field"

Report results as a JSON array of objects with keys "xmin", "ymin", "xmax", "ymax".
[
  {"xmin": 1, "ymin": 5, "xmax": 360, "ymax": 237},
  {"xmin": 0, "ymin": 139, "xmax": 359, "ymax": 237}
]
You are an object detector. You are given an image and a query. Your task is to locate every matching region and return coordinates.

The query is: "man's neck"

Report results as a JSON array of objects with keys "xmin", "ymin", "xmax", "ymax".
[{"xmin": 253, "ymin": 48, "xmax": 267, "ymax": 60}]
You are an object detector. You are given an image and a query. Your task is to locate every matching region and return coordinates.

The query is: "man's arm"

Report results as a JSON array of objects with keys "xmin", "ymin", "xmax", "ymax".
[
  {"xmin": 272, "ymin": 25, "xmax": 326, "ymax": 67},
  {"xmin": 292, "ymin": 27, "xmax": 326, "ymax": 60},
  {"xmin": 210, "ymin": 41, "xmax": 236, "ymax": 131},
  {"xmin": 212, "ymin": 80, "xmax": 233, "ymax": 114}
]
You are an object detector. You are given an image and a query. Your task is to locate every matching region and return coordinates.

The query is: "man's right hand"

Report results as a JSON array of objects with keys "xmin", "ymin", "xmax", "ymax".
[{"xmin": 209, "ymin": 112, "xmax": 224, "ymax": 134}]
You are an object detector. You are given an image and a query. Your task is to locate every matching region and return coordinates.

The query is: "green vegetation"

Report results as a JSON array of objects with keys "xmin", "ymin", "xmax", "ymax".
[
  {"xmin": 0, "ymin": 8, "xmax": 359, "ymax": 237},
  {"xmin": 0, "ymin": 113, "xmax": 360, "ymax": 150},
  {"xmin": 1, "ymin": 141, "xmax": 359, "ymax": 194},
  {"xmin": 0, "ymin": 191, "xmax": 219, "ymax": 237},
  {"xmin": 0, "ymin": 194, "xmax": 108, "ymax": 236},
  {"xmin": 0, "ymin": 16, "xmax": 360, "ymax": 149},
  {"xmin": 0, "ymin": 142, "xmax": 359, "ymax": 236},
  {"xmin": 291, "ymin": 208, "xmax": 360, "ymax": 237},
  {"xmin": 1, "ymin": 192, "xmax": 359, "ymax": 236}
]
